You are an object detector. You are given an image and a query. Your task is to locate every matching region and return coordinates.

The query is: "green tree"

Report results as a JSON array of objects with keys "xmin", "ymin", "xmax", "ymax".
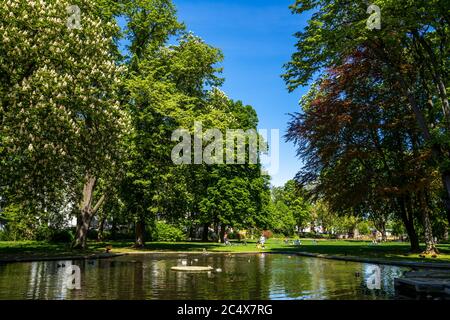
[
  {"xmin": 267, "ymin": 200, "xmax": 296, "ymax": 236},
  {"xmin": 267, "ymin": 181, "xmax": 311, "ymax": 236},
  {"xmin": 0, "ymin": 0, "xmax": 130, "ymax": 249},
  {"xmin": 284, "ymin": 0, "xmax": 450, "ymax": 254}
]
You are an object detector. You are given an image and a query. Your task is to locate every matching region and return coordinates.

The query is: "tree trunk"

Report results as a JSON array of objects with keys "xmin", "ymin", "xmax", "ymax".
[
  {"xmin": 442, "ymin": 172, "xmax": 450, "ymax": 227},
  {"xmin": 214, "ymin": 223, "xmax": 219, "ymax": 242},
  {"xmin": 188, "ymin": 212, "xmax": 196, "ymax": 240},
  {"xmin": 189, "ymin": 225, "xmax": 195, "ymax": 240},
  {"xmin": 404, "ymin": 218, "xmax": 420, "ymax": 253},
  {"xmin": 219, "ymin": 224, "xmax": 226, "ymax": 243},
  {"xmin": 381, "ymin": 225, "xmax": 387, "ymax": 242},
  {"xmin": 134, "ymin": 216, "xmax": 145, "ymax": 248},
  {"xmin": 111, "ymin": 218, "xmax": 117, "ymax": 241},
  {"xmin": 310, "ymin": 220, "xmax": 315, "ymax": 234},
  {"xmin": 398, "ymin": 197, "xmax": 420, "ymax": 252},
  {"xmin": 419, "ymin": 192, "xmax": 438, "ymax": 254},
  {"xmin": 97, "ymin": 215, "xmax": 106, "ymax": 242},
  {"xmin": 73, "ymin": 210, "xmax": 92, "ymax": 249},
  {"xmin": 72, "ymin": 175, "xmax": 105, "ymax": 250},
  {"xmin": 202, "ymin": 223, "xmax": 209, "ymax": 242},
  {"xmin": 374, "ymin": 217, "xmax": 387, "ymax": 242},
  {"xmin": 381, "ymin": 218, "xmax": 387, "ymax": 242}
]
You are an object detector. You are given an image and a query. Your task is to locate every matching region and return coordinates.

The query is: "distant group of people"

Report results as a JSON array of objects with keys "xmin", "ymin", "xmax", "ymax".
[
  {"xmin": 223, "ymin": 233, "xmax": 326, "ymax": 249},
  {"xmin": 284, "ymin": 238, "xmax": 301, "ymax": 245},
  {"xmin": 222, "ymin": 232, "xmax": 265, "ymax": 248},
  {"xmin": 283, "ymin": 238, "xmax": 319, "ymax": 246},
  {"xmin": 223, "ymin": 233, "xmax": 324, "ymax": 248},
  {"xmin": 222, "ymin": 230, "xmax": 248, "ymax": 246}
]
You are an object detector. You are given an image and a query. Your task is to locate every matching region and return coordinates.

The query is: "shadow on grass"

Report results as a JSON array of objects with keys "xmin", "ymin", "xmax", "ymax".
[
  {"xmin": 142, "ymin": 243, "xmax": 221, "ymax": 251},
  {"xmin": 268, "ymin": 243, "xmax": 450, "ymax": 263},
  {"xmin": 2, "ymin": 240, "xmax": 450, "ymax": 263},
  {"xmin": 88, "ymin": 240, "xmax": 232, "ymax": 252},
  {"xmin": 0, "ymin": 242, "xmax": 72, "ymax": 255}
]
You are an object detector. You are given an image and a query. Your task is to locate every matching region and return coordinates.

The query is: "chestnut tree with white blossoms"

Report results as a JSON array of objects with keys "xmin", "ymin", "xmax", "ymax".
[{"xmin": 0, "ymin": 0, "xmax": 130, "ymax": 248}]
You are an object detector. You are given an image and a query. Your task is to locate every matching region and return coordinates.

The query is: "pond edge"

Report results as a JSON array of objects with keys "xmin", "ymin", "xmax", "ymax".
[{"xmin": 2, "ymin": 250, "xmax": 450, "ymax": 269}]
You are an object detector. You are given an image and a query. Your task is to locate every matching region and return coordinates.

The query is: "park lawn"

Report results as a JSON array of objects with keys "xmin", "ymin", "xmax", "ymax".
[
  {"xmin": 114, "ymin": 239, "xmax": 450, "ymax": 263},
  {"xmin": 1, "ymin": 239, "xmax": 450, "ymax": 264},
  {"xmin": 0, "ymin": 240, "xmax": 106, "ymax": 261},
  {"xmin": 265, "ymin": 239, "xmax": 450, "ymax": 264}
]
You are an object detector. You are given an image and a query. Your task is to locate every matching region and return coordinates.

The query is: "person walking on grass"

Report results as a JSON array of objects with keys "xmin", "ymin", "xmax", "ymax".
[{"xmin": 259, "ymin": 234, "xmax": 266, "ymax": 249}]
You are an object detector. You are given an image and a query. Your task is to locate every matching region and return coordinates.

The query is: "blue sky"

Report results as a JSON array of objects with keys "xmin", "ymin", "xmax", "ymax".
[{"xmin": 174, "ymin": 0, "xmax": 311, "ymax": 186}]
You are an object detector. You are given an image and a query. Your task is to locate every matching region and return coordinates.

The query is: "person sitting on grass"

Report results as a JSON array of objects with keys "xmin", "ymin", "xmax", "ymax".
[
  {"xmin": 371, "ymin": 236, "xmax": 379, "ymax": 245},
  {"xmin": 293, "ymin": 239, "xmax": 301, "ymax": 246}
]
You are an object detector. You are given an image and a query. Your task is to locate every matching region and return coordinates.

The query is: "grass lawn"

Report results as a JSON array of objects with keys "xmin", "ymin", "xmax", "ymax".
[{"xmin": 1, "ymin": 239, "xmax": 450, "ymax": 264}]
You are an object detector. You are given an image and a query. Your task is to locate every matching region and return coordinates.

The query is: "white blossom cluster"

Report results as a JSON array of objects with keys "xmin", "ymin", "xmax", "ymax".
[{"xmin": 0, "ymin": 0, "xmax": 130, "ymax": 199}]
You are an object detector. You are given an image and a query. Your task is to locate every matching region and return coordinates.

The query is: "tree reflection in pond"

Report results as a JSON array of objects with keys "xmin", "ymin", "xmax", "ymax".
[{"xmin": 0, "ymin": 254, "xmax": 408, "ymax": 300}]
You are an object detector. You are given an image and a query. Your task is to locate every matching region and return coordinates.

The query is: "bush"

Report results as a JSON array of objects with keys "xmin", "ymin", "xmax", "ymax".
[
  {"xmin": 326, "ymin": 233, "xmax": 338, "ymax": 239},
  {"xmin": 0, "ymin": 205, "xmax": 73, "ymax": 242},
  {"xmin": 152, "ymin": 221, "xmax": 185, "ymax": 242},
  {"xmin": 109, "ymin": 231, "xmax": 135, "ymax": 241},
  {"xmin": 87, "ymin": 229, "xmax": 99, "ymax": 240},
  {"xmin": 356, "ymin": 222, "xmax": 371, "ymax": 236},
  {"xmin": 227, "ymin": 231, "xmax": 238, "ymax": 239},
  {"xmin": 262, "ymin": 230, "xmax": 273, "ymax": 239},
  {"xmin": 35, "ymin": 225, "xmax": 53, "ymax": 241},
  {"xmin": 50, "ymin": 228, "xmax": 75, "ymax": 243},
  {"xmin": 0, "ymin": 204, "xmax": 38, "ymax": 240}
]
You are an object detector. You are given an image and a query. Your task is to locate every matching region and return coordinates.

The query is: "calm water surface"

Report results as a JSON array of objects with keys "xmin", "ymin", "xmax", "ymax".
[{"xmin": 0, "ymin": 253, "xmax": 408, "ymax": 300}]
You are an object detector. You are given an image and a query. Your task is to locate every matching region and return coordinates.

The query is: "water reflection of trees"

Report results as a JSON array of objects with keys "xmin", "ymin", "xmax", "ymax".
[
  {"xmin": 0, "ymin": 254, "xmax": 406, "ymax": 300},
  {"xmin": 0, "ymin": 260, "xmax": 75, "ymax": 299},
  {"xmin": 269, "ymin": 256, "xmax": 362, "ymax": 299}
]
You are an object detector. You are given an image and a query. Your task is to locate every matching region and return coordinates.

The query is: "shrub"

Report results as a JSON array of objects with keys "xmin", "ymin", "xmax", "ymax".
[
  {"xmin": 228, "ymin": 231, "xmax": 244, "ymax": 240},
  {"xmin": 262, "ymin": 230, "xmax": 273, "ymax": 239},
  {"xmin": 152, "ymin": 221, "xmax": 185, "ymax": 242},
  {"xmin": 0, "ymin": 204, "xmax": 39, "ymax": 240},
  {"xmin": 109, "ymin": 231, "xmax": 135, "ymax": 241},
  {"xmin": 49, "ymin": 228, "xmax": 75, "ymax": 243},
  {"xmin": 356, "ymin": 222, "xmax": 371, "ymax": 236},
  {"xmin": 35, "ymin": 225, "xmax": 53, "ymax": 241},
  {"xmin": 87, "ymin": 229, "xmax": 99, "ymax": 240}
]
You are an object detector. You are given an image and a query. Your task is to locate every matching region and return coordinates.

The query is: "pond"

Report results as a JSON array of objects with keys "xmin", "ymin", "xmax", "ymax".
[{"xmin": 0, "ymin": 253, "xmax": 408, "ymax": 300}]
